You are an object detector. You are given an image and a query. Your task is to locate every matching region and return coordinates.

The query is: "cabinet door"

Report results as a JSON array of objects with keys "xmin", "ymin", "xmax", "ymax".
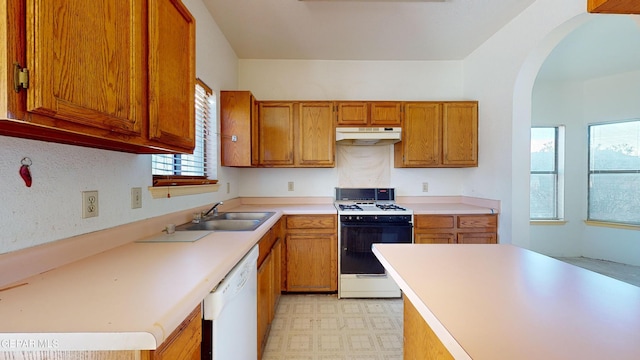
[
  {"xmin": 27, "ymin": 0, "xmax": 145, "ymax": 136},
  {"xmin": 370, "ymin": 102, "xmax": 402, "ymax": 126},
  {"xmin": 221, "ymin": 91, "xmax": 255, "ymax": 167},
  {"xmin": 272, "ymin": 239, "xmax": 282, "ymax": 315},
  {"xmin": 442, "ymin": 102, "xmax": 478, "ymax": 166},
  {"xmin": 395, "ymin": 102, "xmax": 442, "ymax": 167},
  {"xmin": 415, "ymin": 233, "xmax": 455, "ymax": 244},
  {"xmin": 148, "ymin": 0, "xmax": 196, "ymax": 151},
  {"xmin": 457, "ymin": 232, "xmax": 497, "ymax": 244},
  {"xmin": 337, "ymin": 102, "xmax": 368, "ymax": 126},
  {"xmin": 258, "ymin": 102, "xmax": 294, "ymax": 166},
  {"xmin": 286, "ymin": 233, "xmax": 337, "ymax": 292},
  {"xmin": 144, "ymin": 306, "xmax": 202, "ymax": 360},
  {"xmin": 257, "ymin": 252, "xmax": 273, "ymax": 358},
  {"xmin": 298, "ymin": 102, "xmax": 335, "ymax": 167}
]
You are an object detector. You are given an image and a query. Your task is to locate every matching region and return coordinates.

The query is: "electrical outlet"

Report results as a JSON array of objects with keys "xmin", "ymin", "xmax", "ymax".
[
  {"xmin": 82, "ymin": 190, "xmax": 99, "ymax": 218},
  {"xmin": 288, "ymin": 181, "xmax": 294, "ymax": 191},
  {"xmin": 131, "ymin": 187, "xmax": 142, "ymax": 209},
  {"xmin": 226, "ymin": 182, "xmax": 230, "ymax": 194},
  {"xmin": 422, "ymin": 182, "xmax": 429, "ymax": 192}
]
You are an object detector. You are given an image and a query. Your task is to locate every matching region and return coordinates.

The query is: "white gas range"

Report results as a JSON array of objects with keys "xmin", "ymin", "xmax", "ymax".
[{"xmin": 334, "ymin": 188, "xmax": 413, "ymax": 298}]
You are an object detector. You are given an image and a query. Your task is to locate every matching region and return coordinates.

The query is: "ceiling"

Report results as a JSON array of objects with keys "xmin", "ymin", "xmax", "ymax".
[
  {"xmin": 201, "ymin": 0, "xmax": 537, "ymax": 60},
  {"xmin": 201, "ymin": 0, "xmax": 640, "ymax": 81},
  {"xmin": 537, "ymin": 15, "xmax": 640, "ymax": 81}
]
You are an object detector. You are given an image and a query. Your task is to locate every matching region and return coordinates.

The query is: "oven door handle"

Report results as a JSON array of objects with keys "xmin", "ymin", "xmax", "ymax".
[{"xmin": 355, "ymin": 274, "xmax": 387, "ymax": 278}]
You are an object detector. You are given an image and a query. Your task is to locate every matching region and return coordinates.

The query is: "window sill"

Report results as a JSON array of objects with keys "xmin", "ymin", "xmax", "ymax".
[
  {"xmin": 148, "ymin": 184, "xmax": 220, "ymax": 199},
  {"xmin": 584, "ymin": 220, "xmax": 640, "ymax": 231},
  {"xmin": 530, "ymin": 220, "xmax": 567, "ymax": 226}
]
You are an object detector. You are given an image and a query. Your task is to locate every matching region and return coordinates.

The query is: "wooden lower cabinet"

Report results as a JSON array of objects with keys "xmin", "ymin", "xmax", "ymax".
[
  {"xmin": 257, "ymin": 219, "xmax": 284, "ymax": 360},
  {"xmin": 257, "ymin": 251, "xmax": 273, "ymax": 359},
  {"xmin": 284, "ymin": 215, "xmax": 337, "ymax": 292},
  {"xmin": 404, "ymin": 297, "xmax": 453, "ymax": 360},
  {"xmin": 414, "ymin": 214, "xmax": 498, "ymax": 244},
  {"xmin": 0, "ymin": 307, "xmax": 202, "ymax": 360},
  {"xmin": 142, "ymin": 306, "xmax": 202, "ymax": 360}
]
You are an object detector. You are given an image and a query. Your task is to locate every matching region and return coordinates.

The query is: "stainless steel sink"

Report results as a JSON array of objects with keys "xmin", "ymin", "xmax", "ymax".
[
  {"xmin": 215, "ymin": 211, "xmax": 274, "ymax": 221},
  {"xmin": 175, "ymin": 212, "xmax": 275, "ymax": 231}
]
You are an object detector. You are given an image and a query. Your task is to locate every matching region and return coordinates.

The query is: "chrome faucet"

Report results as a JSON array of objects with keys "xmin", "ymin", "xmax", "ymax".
[{"xmin": 203, "ymin": 201, "xmax": 224, "ymax": 217}]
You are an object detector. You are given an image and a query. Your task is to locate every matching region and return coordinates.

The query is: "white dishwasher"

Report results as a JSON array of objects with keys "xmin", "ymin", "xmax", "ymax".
[{"xmin": 202, "ymin": 245, "xmax": 258, "ymax": 360}]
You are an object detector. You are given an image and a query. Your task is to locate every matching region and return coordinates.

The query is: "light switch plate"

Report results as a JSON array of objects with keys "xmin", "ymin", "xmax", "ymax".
[{"xmin": 131, "ymin": 187, "xmax": 142, "ymax": 209}]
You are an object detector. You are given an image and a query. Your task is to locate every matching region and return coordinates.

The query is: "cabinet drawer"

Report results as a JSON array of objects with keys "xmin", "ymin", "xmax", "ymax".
[
  {"xmin": 457, "ymin": 232, "xmax": 497, "ymax": 244},
  {"xmin": 457, "ymin": 215, "xmax": 497, "ymax": 229},
  {"xmin": 257, "ymin": 229, "xmax": 274, "ymax": 268},
  {"xmin": 415, "ymin": 233, "xmax": 455, "ymax": 244},
  {"xmin": 415, "ymin": 215, "xmax": 455, "ymax": 229},
  {"xmin": 286, "ymin": 215, "xmax": 336, "ymax": 230}
]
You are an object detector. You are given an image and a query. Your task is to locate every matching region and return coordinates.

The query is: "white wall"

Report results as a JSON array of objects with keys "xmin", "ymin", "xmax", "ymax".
[
  {"xmin": 530, "ymin": 71, "xmax": 640, "ymax": 265},
  {"xmin": 0, "ymin": 0, "xmax": 239, "ymax": 254},
  {"xmin": 530, "ymin": 80, "xmax": 586, "ymax": 256},
  {"xmin": 463, "ymin": 0, "xmax": 587, "ymax": 245},
  {"xmin": 467, "ymin": 0, "xmax": 639, "ymax": 265}
]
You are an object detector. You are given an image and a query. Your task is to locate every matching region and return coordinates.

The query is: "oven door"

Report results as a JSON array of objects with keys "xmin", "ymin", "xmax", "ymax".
[{"xmin": 340, "ymin": 222, "xmax": 412, "ymax": 275}]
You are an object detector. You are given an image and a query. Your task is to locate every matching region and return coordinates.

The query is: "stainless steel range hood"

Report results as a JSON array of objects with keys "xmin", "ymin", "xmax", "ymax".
[{"xmin": 335, "ymin": 127, "xmax": 402, "ymax": 146}]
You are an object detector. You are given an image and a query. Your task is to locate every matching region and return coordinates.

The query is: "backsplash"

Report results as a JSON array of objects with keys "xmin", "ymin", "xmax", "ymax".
[{"xmin": 336, "ymin": 145, "xmax": 390, "ymax": 188}]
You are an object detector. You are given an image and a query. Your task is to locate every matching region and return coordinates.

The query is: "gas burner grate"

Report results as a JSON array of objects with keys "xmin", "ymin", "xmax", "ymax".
[
  {"xmin": 339, "ymin": 204, "xmax": 363, "ymax": 211},
  {"xmin": 376, "ymin": 204, "xmax": 407, "ymax": 211}
]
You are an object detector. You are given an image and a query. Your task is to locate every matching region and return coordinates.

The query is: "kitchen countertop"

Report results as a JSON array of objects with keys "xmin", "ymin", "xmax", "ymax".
[
  {"xmin": 0, "ymin": 203, "xmax": 334, "ymax": 352},
  {"xmin": 373, "ymin": 244, "xmax": 640, "ymax": 360},
  {"xmin": 0, "ymin": 199, "xmax": 497, "ymax": 352},
  {"xmin": 402, "ymin": 202, "xmax": 497, "ymax": 215}
]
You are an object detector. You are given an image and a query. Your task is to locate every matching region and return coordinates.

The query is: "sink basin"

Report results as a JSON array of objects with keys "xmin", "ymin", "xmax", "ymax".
[
  {"xmin": 215, "ymin": 212, "xmax": 274, "ymax": 221},
  {"xmin": 175, "ymin": 212, "xmax": 275, "ymax": 232},
  {"xmin": 176, "ymin": 219, "xmax": 261, "ymax": 231}
]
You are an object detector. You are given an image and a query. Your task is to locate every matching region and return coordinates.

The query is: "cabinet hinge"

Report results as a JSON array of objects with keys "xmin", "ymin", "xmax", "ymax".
[{"xmin": 13, "ymin": 63, "xmax": 29, "ymax": 92}]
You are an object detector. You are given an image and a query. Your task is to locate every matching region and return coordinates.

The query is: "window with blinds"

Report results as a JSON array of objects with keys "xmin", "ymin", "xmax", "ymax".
[{"xmin": 151, "ymin": 79, "xmax": 216, "ymax": 186}]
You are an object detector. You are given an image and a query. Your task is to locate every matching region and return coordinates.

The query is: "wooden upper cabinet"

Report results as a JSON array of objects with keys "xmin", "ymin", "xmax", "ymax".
[
  {"xmin": 0, "ymin": 0, "xmax": 195, "ymax": 154},
  {"xmin": 588, "ymin": 0, "xmax": 640, "ymax": 13},
  {"xmin": 27, "ymin": 0, "xmax": 146, "ymax": 136},
  {"xmin": 395, "ymin": 101, "xmax": 478, "ymax": 168},
  {"xmin": 394, "ymin": 102, "xmax": 442, "ymax": 167},
  {"xmin": 220, "ymin": 91, "xmax": 256, "ymax": 167},
  {"xmin": 297, "ymin": 102, "xmax": 335, "ymax": 167},
  {"xmin": 258, "ymin": 102, "xmax": 295, "ymax": 166},
  {"xmin": 370, "ymin": 102, "xmax": 402, "ymax": 126},
  {"xmin": 442, "ymin": 102, "xmax": 478, "ymax": 166},
  {"xmin": 147, "ymin": 0, "xmax": 196, "ymax": 152},
  {"xmin": 336, "ymin": 101, "xmax": 401, "ymax": 126},
  {"xmin": 221, "ymin": 97, "xmax": 335, "ymax": 168},
  {"xmin": 336, "ymin": 102, "xmax": 368, "ymax": 126}
]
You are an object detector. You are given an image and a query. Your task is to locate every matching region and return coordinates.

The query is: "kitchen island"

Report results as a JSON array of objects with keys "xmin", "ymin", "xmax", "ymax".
[{"xmin": 373, "ymin": 244, "xmax": 640, "ymax": 360}]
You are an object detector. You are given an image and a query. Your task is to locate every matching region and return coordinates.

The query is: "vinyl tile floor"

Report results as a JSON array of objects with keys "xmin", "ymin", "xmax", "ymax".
[
  {"xmin": 555, "ymin": 256, "xmax": 640, "ymax": 287},
  {"xmin": 262, "ymin": 294, "xmax": 404, "ymax": 360}
]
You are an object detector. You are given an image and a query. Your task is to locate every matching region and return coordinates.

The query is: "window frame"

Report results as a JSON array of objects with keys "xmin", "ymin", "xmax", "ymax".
[{"xmin": 530, "ymin": 126, "xmax": 564, "ymax": 221}]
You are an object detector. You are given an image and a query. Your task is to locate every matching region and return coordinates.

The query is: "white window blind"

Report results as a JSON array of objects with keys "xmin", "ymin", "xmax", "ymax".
[{"xmin": 151, "ymin": 79, "xmax": 216, "ymax": 185}]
